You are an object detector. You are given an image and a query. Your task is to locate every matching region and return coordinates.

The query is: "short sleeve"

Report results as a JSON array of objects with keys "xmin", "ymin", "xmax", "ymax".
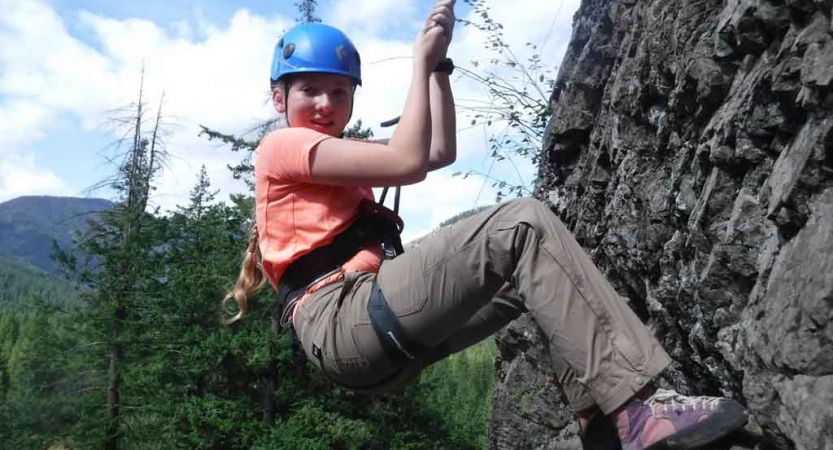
[{"xmin": 256, "ymin": 128, "xmax": 331, "ymax": 182}]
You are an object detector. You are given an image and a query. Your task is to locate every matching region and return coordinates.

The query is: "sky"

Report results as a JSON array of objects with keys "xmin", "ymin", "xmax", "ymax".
[{"xmin": 0, "ymin": 0, "xmax": 580, "ymax": 243}]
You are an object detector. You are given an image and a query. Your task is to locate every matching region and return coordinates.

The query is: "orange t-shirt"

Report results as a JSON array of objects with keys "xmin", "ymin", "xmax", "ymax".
[{"xmin": 254, "ymin": 127, "xmax": 383, "ymax": 294}]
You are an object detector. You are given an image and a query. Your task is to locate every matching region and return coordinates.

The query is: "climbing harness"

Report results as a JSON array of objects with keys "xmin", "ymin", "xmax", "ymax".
[{"xmin": 275, "ymin": 186, "xmax": 424, "ymax": 388}]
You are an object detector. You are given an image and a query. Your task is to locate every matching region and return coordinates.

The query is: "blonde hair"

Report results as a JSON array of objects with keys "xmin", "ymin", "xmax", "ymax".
[
  {"xmin": 222, "ymin": 82, "xmax": 288, "ymax": 324},
  {"xmin": 222, "ymin": 224, "xmax": 267, "ymax": 323}
]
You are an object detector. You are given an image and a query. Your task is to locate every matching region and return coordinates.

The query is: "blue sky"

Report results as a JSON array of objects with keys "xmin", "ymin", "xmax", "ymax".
[{"xmin": 0, "ymin": 0, "xmax": 579, "ymax": 242}]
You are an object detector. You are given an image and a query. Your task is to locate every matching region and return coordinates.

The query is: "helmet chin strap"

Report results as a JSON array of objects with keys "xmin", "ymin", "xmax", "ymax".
[
  {"xmin": 347, "ymin": 85, "xmax": 357, "ymax": 123},
  {"xmin": 283, "ymin": 85, "xmax": 292, "ymax": 127},
  {"xmin": 338, "ymin": 87, "xmax": 357, "ymax": 138}
]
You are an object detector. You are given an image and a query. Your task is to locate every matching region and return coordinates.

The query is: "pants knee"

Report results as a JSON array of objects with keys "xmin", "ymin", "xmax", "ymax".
[{"xmin": 502, "ymin": 197, "xmax": 559, "ymax": 230}]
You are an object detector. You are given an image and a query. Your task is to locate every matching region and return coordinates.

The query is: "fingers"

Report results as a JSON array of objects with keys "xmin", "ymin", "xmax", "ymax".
[
  {"xmin": 430, "ymin": 11, "xmax": 453, "ymax": 28},
  {"xmin": 423, "ymin": 0, "xmax": 455, "ymax": 38},
  {"xmin": 422, "ymin": 22, "xmax": 447, "ymax": 43},
  {"xmin": 422, "ymin": 20, "xmax": 449, "ymax": 38},
  {"xmin": 415, "ymin": 0, "xmax": 454, "ymax": 67}
]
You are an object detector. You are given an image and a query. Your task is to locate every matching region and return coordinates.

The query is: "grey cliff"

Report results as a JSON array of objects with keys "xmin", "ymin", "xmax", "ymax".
[{"xmin": 489, "ymin": 0, "xmax": 833, "ymax": 449}]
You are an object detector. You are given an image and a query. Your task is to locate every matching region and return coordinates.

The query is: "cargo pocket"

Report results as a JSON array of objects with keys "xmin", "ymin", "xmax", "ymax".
[
  {"xmin": 331, "ymin": 296, "xmax": 398, "ymax": 385},
  {"xmin": 376, "ymin": 251, "xmax": 429, "ymax": 317},
  {"xmin": 292, "ymin": 281, "xmax": 343, "ymax": 373}
]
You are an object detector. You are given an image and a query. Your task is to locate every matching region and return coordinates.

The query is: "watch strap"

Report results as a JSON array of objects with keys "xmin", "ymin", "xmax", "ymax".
[{"xmin": 433, "ymin": 58, "xmax": 454, "ymax": 74}]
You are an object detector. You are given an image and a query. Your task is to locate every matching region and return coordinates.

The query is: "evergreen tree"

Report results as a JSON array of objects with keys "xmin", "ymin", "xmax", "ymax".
[
  {"xmin": 0, "ymin": 256, "xmax": 80, "ymax": 312},
  {"xmin": 123, "ymin": 167, "xmax": 272, "ymax": 448},
  {"xmin": 2, "ymin": 312, "xmax": 80, "ymax": 449},
  {"xmin": 56, "ymin": 74, "xmax": 170, "ymax": 450},
  {"xmin": 0, "ymin": 312, "xmax": 18, "ymax": 396},
  {"xmin": 343, "ymin": 119, "xmax": 374, "ymax": 140}
]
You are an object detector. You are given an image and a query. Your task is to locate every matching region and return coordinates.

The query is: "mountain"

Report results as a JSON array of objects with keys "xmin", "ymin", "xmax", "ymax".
[{"xmin": 0, "ymin": 196, "xmax": 114, "ymax": 273}]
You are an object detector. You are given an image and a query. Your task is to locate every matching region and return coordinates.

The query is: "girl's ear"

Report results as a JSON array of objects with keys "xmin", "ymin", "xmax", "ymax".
[{"xmin": 272, "ymin": 88, "xmax": 286, "ymax": 114}]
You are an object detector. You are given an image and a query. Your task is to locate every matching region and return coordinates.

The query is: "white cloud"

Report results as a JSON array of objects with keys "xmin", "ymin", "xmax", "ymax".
[
  {"xmin": 0, "ymin": 99, "xmax": 51, "ymax": 145},
  {"xmin": 72, "ymin": 9, "xmax": 287, "ymax": 131},
  {"xmin": 0, "ymin": 0, "xmax": 579, "ymax": 239},
  {"xmin": 0, "ymin": 0, "xmax": 291, "ymax": 210},
  {"xmin": 0, "ymin": 152, "xmax": 72, "ymax": 202},
  {"xmin": 0, "ymin": 1, "xmax": 121, "ymax": 120},
  {"xmin": 327, "ymin": 0, "xmax": 419, "ymax": 36}
]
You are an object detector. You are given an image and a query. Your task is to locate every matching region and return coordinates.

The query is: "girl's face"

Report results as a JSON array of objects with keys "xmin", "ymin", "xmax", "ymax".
[{"xmin": 273, "ymin": 73, "xmax": 354, "ymax": 137}]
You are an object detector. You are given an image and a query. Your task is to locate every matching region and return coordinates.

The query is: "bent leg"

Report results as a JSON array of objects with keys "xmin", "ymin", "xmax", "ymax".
[
  {"xmin": 422, "ymin": 287, "xmax": 523, "ymax": 366},
  {"xmin": 377, "ymin": 198, "xmax": 670, "ymax": 414},
  {"xmin": 422, "ymin": 284, "xmax": 597, "ymax": 413}
]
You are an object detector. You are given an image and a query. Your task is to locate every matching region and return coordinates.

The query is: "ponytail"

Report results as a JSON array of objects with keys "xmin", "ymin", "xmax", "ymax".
[{"xmin": 222, "ymin": 224, "xmax": 267, "ymax": 323}]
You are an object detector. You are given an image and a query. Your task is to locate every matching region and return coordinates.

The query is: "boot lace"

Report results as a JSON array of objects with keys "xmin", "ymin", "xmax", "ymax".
[{"xmin": 643, "ymin": 389, "xmax": 723, "ymax": 416}]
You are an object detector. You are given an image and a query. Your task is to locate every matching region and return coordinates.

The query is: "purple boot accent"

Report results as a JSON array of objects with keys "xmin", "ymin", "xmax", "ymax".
[{"xmin": 615, "ymin": 389, "xmax": 748, "ymax": 450}]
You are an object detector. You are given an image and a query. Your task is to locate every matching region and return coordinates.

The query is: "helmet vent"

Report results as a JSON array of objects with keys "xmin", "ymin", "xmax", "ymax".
[{"xmin": 283, "ymin": 43, "xmax": 295, "ymax": 59}]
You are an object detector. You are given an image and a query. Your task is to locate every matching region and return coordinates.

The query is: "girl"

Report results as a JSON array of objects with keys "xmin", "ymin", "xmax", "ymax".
[{"xmin": 224, "ymin": 2, "xmax": 749, "ymax": 449}]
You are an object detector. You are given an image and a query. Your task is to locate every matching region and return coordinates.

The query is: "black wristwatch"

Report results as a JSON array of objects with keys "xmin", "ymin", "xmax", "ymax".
[{"xmin": 433, "ymin": 58, "xmax": 454, "ymax": 75}]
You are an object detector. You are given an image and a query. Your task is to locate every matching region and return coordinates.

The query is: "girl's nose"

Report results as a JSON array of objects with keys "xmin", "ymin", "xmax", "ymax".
[{"xmin": 315, "ymin": 94, "xmax": 333, "ymax": 113}]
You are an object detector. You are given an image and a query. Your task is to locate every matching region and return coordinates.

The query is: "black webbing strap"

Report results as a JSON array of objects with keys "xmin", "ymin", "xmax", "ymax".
[
  {"xmin": 274, "ymin": 213, "xmax": 388, "ymax": 362},
  {"xmin": 367, "ymin": 279, "xmax": 424, "ymax": 366},
  {"xmin": 275, "ymin": 210, "xmax": 385, "ymax": 310},
  {"xmin": 371, "ymin": 189, "xmax": 404, "ymax": 259},
  {"xmin": 304, "ymin": 279, "xmax": 423, "ymax": 392}
]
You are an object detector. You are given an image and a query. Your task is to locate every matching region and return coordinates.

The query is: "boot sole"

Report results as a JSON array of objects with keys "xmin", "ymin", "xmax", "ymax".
[{"xmin": 644, "ymin": 401, "xmax": 749, "ymax": 450}]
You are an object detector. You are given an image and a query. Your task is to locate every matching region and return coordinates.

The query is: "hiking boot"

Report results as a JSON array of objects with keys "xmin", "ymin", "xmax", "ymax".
[
  {"xmin": 615, "ymin": 389, "xmax": 748, "ymax": 450},
  {"xmin": 580, "ymin": 410, "xmax": 622, "ymax": 450}
]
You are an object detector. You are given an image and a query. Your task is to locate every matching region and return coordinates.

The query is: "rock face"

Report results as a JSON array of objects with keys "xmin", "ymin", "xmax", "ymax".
[{"xmin": 489, "ymin": 0, "xmax": 833, "ymax": 449}]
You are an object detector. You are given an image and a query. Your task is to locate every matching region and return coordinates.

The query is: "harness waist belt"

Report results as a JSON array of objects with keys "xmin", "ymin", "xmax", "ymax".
[{"xmin": 275, "ymin": 199, "xmax": 420, "ymax": 388}]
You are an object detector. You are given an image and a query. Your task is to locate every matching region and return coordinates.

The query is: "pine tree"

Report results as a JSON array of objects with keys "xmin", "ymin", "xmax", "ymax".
[
  {"xmin": 56, "ymin": 73, "xmax": 169, "ymax": 449},
  {"xmin": 108, "ymin": 167, "xmax": 276, "ymax": 448},
  {"xmin": 1, "ymin": 312, "xmax": 80, "ymax": 449},
  {"xmin": 0, "ymin": 313, "xmax": 18, "ymax": 396}
]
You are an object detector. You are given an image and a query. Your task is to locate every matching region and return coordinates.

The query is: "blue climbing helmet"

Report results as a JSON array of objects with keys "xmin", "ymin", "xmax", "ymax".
[{"xmin": 270, "ymin": 23, "xmax": 362, "ymax": 86}]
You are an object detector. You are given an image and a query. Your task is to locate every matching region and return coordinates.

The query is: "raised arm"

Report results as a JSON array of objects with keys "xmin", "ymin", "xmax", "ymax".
[
  {"xmin": 308, "ymin": 0, "xmax": 455, "ymax": 187},
  {"xmin": 427, "ymin": 69, "xmax": 456, "ymax": 171},
  {"xmin": 427, "ymin": 0, "xmax": 457, "ymax": 171}
]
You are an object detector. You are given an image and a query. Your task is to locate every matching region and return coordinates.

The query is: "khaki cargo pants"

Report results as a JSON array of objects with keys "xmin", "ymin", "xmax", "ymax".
[{"xmin": 293, "ymin": 198, "xmax": 671, "ymax": 414}]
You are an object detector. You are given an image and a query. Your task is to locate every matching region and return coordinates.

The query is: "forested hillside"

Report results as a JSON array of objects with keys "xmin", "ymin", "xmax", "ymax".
[
  {"xmin": 0, "ymin": 138, "xmax": 496, "ymax": 449},
  {"xmin": 0, "ymin": 173, "xmax": 496, "ymax": 449},
  {"xmin": 0, "ymin": 256, "xmax": 80, "ymax": 312},
  {"xmin": 0, "ymin": 0, "xmax": 546, "ymax": 446}
]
